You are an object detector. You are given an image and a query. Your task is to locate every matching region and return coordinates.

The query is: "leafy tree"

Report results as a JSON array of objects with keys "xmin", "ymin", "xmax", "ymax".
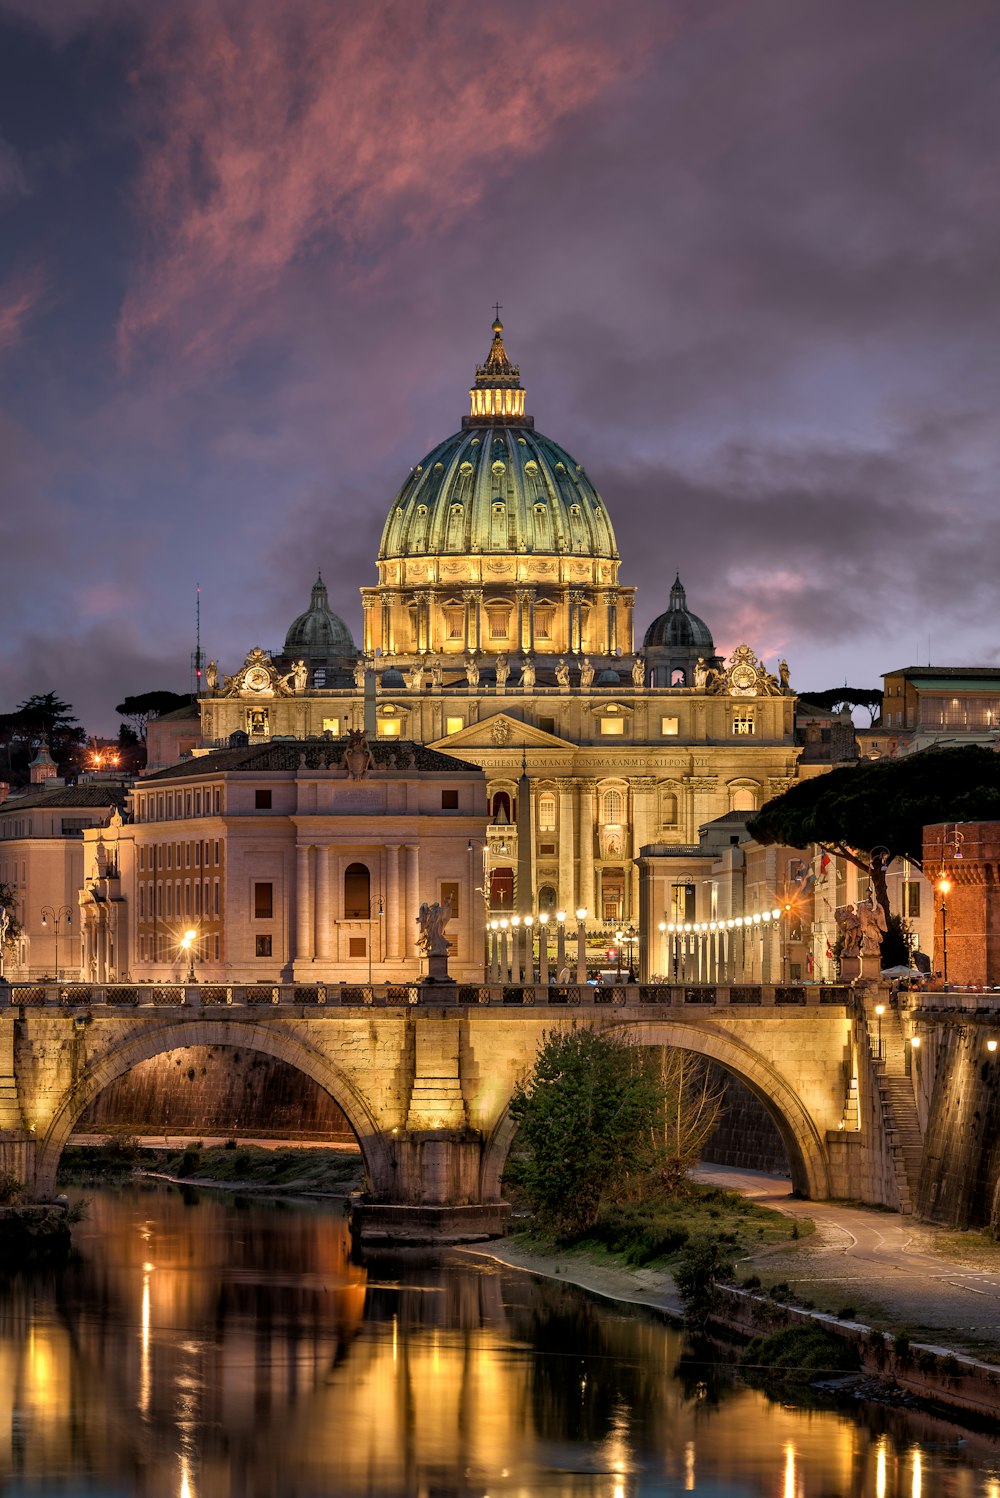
[
  {"xmin": 799, "ymin": 687, "xmax": 883, "ymax": 724},
  {"xmin": 507, "ymin": 1027, "xmax": 665, "ymax": 1237},
  {"xmin": 115, "ymin": 691, "xmax": 190, "ymax": 740},
  {"xmin": 748, "ymin": 746, "xmax": 1000, "ymax": 920},
  {"xmin": 673, "ymin": 1234, "xmax": 734, "ymax": 1323},
  {"xmin": 0, "ymin": 693, "xmax": 85, "ymax": 783}
]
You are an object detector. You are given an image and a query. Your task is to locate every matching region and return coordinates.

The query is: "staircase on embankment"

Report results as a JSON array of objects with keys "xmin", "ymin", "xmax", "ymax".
[{"xmin": 868, "ymin": 1001, "xmax": 924, "ymax": 1213}]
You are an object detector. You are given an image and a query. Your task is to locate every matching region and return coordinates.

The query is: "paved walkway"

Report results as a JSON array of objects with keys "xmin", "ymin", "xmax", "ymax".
[{"xmin": 696, "ymin": 1165, "xmax": 1000, "ymax": 1361}]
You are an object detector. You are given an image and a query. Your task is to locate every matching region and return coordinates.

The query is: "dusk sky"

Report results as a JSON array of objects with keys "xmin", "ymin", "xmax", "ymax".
[{"xmin": 1, "ymin": 0, "xmax": 998, "ymax": 736}]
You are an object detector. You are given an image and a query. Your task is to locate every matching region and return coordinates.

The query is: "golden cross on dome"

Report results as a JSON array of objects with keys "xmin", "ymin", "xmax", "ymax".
[{"xmin": 493, "ymin": 301, "xmax": 502, "ymax": 323}]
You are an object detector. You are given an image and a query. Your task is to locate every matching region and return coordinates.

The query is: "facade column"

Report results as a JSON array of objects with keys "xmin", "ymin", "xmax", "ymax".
[
  {"xmin": 386, "ymin": 845, "xmax": 402, "ymax": 960},
  {"xmin": 607, "ymin": 589, "xmax": 619, "ymax": 654},
  {"xmin": 628, "ymin": 776, "xmax": 657, "ymax": 924},
  {"xmin": 296, "ymin": 844, "xmax": 314, "ymax": 960},
  {"xmin": 362, "ymin": 593, "xmax": 377, "ymax": 655},
  {"xmin": 568, "ymin": 590, "xmax": 584, "ymax": 653},
  {"xmin": 578, "ymin": 779, "xmax": 597, "ymax": 920},
  {"xmin": 515, "ymin": 588, "xmax": 533, "ymax": 655},
  {"xmin": 462, "ymin": 591, "xmax": 475, "ymax": 653},
  {"xmin": 404, "ymin": 844, "xmax": 420, "ymax": 958},
  {"xmin": 473, "ymin": 591, "xmax": 483, "ymax": 654},
  {"xmin": 556, "ymin": 778, "xmax": 576, "ymax": 914},
  {"xmin": 315, "ymin": 847, "xmax": 333, "ymax": 961}
]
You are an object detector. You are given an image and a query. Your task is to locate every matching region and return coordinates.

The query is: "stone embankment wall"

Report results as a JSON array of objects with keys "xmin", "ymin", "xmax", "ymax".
[
  {"xmin": 77, "ymin": 1047, "xmax": 354, "ymax": 1141},
  {"xmin": 916, "ymin": 1021, "xmax": 1000, "ymax": 1229}
]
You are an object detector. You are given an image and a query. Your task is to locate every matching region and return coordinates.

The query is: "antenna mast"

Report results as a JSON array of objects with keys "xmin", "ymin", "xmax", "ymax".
[{"xmin": 191, "ymin": 582, "xmax": 204, "ymax": 696}]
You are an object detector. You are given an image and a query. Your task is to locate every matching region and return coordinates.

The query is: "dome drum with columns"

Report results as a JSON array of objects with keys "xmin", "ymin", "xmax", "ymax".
[{"xmin": 362, "ymin": 318, "xmax": 634, "ymax": 665}]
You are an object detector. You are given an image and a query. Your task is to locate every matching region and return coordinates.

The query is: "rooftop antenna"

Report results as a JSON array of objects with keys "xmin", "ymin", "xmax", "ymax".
[{"xmin": 191, "ymin": 582, "xmax": 204, "ymax": 697}]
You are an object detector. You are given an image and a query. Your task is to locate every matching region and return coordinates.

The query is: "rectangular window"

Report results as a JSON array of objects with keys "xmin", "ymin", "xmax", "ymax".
[
  {"xmin": 194, "ymin": 883, "xmax": 201, "ymax": 915},
  {"xmin": 733, "ymin": 716, "xmax": 755, "ymax": 736},
  {"xmin": 166, "ymin": 845, "xmax": 173, "ymax": 870},
  {"xmin": 254, "ymin": 882, "xmax": 273, "ymax": 919},
  {"xmin": 255, "ymin": 934, "xmax": 272, "ymax": 957},
  {"xmin": 441, "ymin": 789, "xmax": 459, "ymax": 809},
  {"xmin": 378, "ymin": 720, "xmax": 401, "ymax": 737},
  {"xmin": 139, "ymin": 935, "xmax": 145, "ymax": 961},
  {"xmin": 214, "ymin": 880, "xmax": 220, "ymax": 916},
  {"xmin": 538, "ymin": 716, "xmax": 555, "ymax": 736},
  {"xmin": 445, "ymin": 717, "xmax": 464, "ymax": 736},
  {"xmin": 446, "ymin": 608, "xmax": 464, "ymax": 640},
  {"xmin": 322, "ymin": 717, "xmax": 340, "ymax": 736},
  {"xmin": 440, "ymin": 881, "xmax": 460, "ymax": 918},
  {"xmin": 255, "ymin": 789, "xmax": 272, "ymax": 809},
  {"xmin": 903, "ymin": 881, "xmax": 921, "ymax": 918},
  {"xmin": 214, "ymin": 934, "xmax": 220, "ymax": 960},
  {"xmin": 214, "ymin": 839, "xmax": 220, "ymax": 864},
  {"xmin": 488, "ymin": 610, "xmax": 509, "ymax": 639},
  {"xmin": 600, "ymin": 718, "xmax": 624, "ymax": 735},
  {"xmin": 195, "ymin": 791, "xmax": 202, "ymax": 814},
  {"xmin": 348, "ymin": 936, "xmax": 367, "ymax": 957},
  {"xmin": 661, "ymin": 716, "xmax": 679, "ymax": 736},
  {"xmin": 139, "ymin": 886, "xmax": 145, "ymax": 917},
  {"xmin": 194, "ymin": 843, "xmax": 200, "ymax": 867},
  {"xmin": 214, "ymin": 789, "xmax": 221, "ymax": 814},
  {"xmin": 139, "ymin": 846, "xmax": 145, "ymax": 871}
]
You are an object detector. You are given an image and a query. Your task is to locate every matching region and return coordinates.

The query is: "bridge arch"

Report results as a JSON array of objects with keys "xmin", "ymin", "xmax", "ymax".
[
  {"xmin": 479, "ymin": 1017, "xmax": 832, "ymax": 1204},
  {"xmin": 33, "ymin": 1018, "xmax": 390, "ymax": 1198}
]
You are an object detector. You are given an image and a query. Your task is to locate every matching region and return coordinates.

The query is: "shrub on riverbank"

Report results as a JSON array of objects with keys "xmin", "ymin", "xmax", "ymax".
[
  {"xmin": 742, "ymin": 1324, "xmax": 860, "ymax": 1383},
  {"xmin": 58, "ymin": 1142, "xmax": 364, "ymax": 1194}
]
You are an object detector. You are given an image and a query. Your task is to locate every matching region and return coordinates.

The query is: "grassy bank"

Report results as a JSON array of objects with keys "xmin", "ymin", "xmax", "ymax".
[
  {"xmin": 511, "ymin": 1184, "xmax": 812, "ymax": 1270},
  {"xmin": 58, "ymin": 1138, "xmax": 365, "ymax": 1196}
]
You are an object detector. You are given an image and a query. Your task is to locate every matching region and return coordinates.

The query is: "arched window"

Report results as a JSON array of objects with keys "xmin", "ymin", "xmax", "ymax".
[
  {"xmin": 601, "ymin": 788, "xmax": 624, "ymax": 825},
  {"xmin": 538, "ymin": 792, "xmax": 556, "ymax": 831},
  {"xmin": 730, "ymin": 786, "xmax": 758, "ymax": 813},
  {"xmin": 490, "ymin": 790, "xmax": 513, "ymax": 823},
  {"xmin": 538, "ymin": 884, "xmax": 557, "ymax": 912},
  {"xmin": 344, "ymin": 862, "xmax": 371, "ymax": 919},
  {"xmin": 660, "ymin": 791, "xmax": 678, "ymax": 826},
  {"xmin": 491, "ymin": 503, "xmax": 507, "ymax": 548},
  {"xmin": 446, "ymin": 503, "xmax": 464, "ymax": 550},
  {"xmin": 671, "ymin": 668, "xmax": 686, "ymax": 687}
]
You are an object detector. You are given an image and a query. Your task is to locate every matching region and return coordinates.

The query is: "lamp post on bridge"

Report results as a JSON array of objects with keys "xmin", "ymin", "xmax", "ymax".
[
  {"xmin": 180, "ymin": 928, "xmax": 198, "ymax": 985},
  {"xmin": 40, "ymin": 905, "xmax": 72, "ymax": 982},
  {"xmin": 575, "ymin": 908, "xmax": 588, "ymax": 985},
  {"xmin": 937, "ymin": 876, "xmax": 951, "ymax": 985}
]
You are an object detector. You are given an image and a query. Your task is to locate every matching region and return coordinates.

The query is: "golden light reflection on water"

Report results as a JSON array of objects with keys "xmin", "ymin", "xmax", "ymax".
[{"xmin": 0, "ymin": 1187, "xmax": 996, "ymax": 1496}]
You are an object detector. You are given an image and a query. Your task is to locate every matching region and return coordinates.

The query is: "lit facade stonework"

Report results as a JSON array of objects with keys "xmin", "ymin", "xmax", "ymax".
[{"xmin": 81, "ymin": 740, "xmax": 486, "ymax": 984}]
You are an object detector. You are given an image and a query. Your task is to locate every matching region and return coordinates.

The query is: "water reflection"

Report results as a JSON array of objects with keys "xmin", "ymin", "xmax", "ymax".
[{"xmin": 0, "ymin": 1184, "xmax": 997, "ymax": 1496}]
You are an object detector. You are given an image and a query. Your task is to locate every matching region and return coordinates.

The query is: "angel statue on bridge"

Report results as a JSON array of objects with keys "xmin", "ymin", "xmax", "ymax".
[{"xmin": 417, "ymin": 900, "xmax": 452, "ymax": 957}]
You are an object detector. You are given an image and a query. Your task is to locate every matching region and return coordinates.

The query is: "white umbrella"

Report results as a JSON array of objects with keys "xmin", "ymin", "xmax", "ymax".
[{"xmin": 880, "ymin": 964, "xmax": 922, "ymax": 978}]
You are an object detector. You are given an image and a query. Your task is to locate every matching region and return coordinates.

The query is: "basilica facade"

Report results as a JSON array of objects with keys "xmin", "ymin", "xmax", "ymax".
[{"xmin": 182, "ymin": 318, "xmax": 816, "ymax": 934}]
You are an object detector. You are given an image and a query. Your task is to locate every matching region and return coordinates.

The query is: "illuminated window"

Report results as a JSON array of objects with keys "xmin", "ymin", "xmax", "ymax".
[
  {"xmin": 488, "ymin": 609, "xmax": 509, "ymax": 639},
  {"xmin": 602, "ymin": 788, "xmax": 624, "ymax": 824},
  {"xmin": 535, "ymin": 608, "xmax": 552, "ymax": 639},
  {"xmin": 661, "ymin": 716, "xmax": 679, "ymax": 736},
  {"xmin": 730, "ymin": 787, "xmax": 757, "ymax": 812},
  {"xmin": 445, "ymin": 716, "xmax": 464, "ymax": 735},
  {"xmin": 600, "ymin": 718, "xmax": 624, "ymax": 735},
  {"xmin": 538, "ymin": 793, "xmax": 556, "ymax": 830},
  {"xmin": 733, "ymin": 715, "xmax": 755, "ymax": 736},
  {"xmin": 254, "ymin": 882, "xmax": 273, "ymax": 919},
  {"xmin": 378, "ymin": 719, "xmax": 401, "ymax": 737},
  {"xmin": 903, "ymin": 881, "xmax": 921, "ymax": 917},
  {"xmin": 446, "ymin": 608, "xmax": 464, "ymax": 640},
  {"xmin": 313, "ymin": 669, "xmax": 325, "ymax": 687},
  {"xmin": 671, "ymin": 668, "xmax": 686, "ymax": 686},
  {"xmin": 322, "ymin": 717, "xmax": 340, "ymax": 736}
]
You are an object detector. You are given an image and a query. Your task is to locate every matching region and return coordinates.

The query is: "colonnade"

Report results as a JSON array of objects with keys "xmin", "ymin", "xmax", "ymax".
[
  {"xmin": 655, "ymin": 908, "xmax": 784, "ymax": 984},
  {"xmin": 486, "ymin": 912, "xmax": 589, "ymax": 985},
  {"xmin": 362, "ymin": 584, "xmax": 635, "ymax": 658}
]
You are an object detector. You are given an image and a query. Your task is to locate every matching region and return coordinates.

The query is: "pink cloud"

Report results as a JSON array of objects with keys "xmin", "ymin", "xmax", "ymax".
[
  {"xmin": 117, "ymin": 0, "xmax": 672, "ymax": 368},
  {"xmin": 0, "ymin": 265, "xmax": 46, "ymax": 351}
]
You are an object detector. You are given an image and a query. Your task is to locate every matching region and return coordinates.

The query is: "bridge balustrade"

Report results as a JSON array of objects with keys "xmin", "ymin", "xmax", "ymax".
[{"xmin": 2, "ymin": 981, "xmax": 853, "ymax": 1011}]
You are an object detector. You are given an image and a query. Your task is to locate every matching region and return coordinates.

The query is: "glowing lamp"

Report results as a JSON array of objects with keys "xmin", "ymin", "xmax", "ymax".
[
  {"xmin": 575, "ymin": 907, "xmax": 588, "ymax": 921},
  {"xmin": 988, "ymin": 1040, "xmax": 998, "ymax": 1054}
]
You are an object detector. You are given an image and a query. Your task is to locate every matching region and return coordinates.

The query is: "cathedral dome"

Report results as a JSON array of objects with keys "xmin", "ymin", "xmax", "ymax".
[
  {"xmin": 643, "ymin": 575, "xmax": 714, "ymax": 651},
  {"xmin": 378, "ymin": 319, "xmax": 619, "ymax": 564},
  {"xmin": 283, "ymin": 576, "xmax": 355, "ymax": 660}
]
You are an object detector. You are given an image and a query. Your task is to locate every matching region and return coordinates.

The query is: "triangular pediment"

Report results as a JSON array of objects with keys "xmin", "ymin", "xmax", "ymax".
[{"xmin": 430, "ymin": 712, "xmax": 576, "ymax": 752}]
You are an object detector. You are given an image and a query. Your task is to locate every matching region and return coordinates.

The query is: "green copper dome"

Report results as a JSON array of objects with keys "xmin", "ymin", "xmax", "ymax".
[
  {"xmin": 378, "ymin": 320, "xmax": 619, "ymax": 562},
  {"xmin": 283, "ymin": 575, "xmax": 355, "ymax": 660}
]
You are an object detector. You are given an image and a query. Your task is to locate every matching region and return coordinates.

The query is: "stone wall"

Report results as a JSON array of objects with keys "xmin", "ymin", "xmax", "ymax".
[
  {"xmin": 700, "ymin": 1065, "xmax": 790, "ymax": 1175},
  {"xmin": 76, "ymin": 1047, "xmax": 354, "ymax": 1141},
  {"xmin": 917, "ymin": 1021, "xmax": 1000, "ymax": 1228}
]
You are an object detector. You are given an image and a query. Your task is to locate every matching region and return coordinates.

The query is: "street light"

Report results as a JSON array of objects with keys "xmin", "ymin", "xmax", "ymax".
[
  {"xmin": 937, "ymin": 876, "xmax": 951, "ymax": 984},
  {"xmin": 615, "ymin": 927, "xmax": 624, "ymax": 981},
  {"xmin": 623, "ymin": 924, "xmax": 638, "ymax": 981},
  {"xmin": 523, "ymin": 914, "xmax": 534, "ymax": 981},
  {"xmin": 555, "ymin": 909, "xmax": 567, "ymax": 977},
  {"xmin": 40, "ymin": 905, "xmax": 73, "ymax": 982},
  {"xmin": 180, "ymin": 928, "xmax": 198, "ymax": 984},
  {"xmin": 537, "ymin": 912, "xmax": 550, "ymax": 985}
]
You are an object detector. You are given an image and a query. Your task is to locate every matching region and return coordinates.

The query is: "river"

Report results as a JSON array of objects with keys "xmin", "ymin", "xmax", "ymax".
[{"xmin": 1, "ymin": 1184, "xmax": 998, "ymax": 1496}]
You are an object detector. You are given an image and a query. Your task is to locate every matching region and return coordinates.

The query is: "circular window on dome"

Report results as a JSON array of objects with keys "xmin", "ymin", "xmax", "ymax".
[
  {"xmin": 434, "ymin": 462, "xmax": 443, "ymax": 471},
  {"xmin": 470, "ymin": 437, "xmax": 480, "ymax": 446},
  {"xmin": 459, "ymin": 461, "xmax": 474, "ymax": 475},
  {"xmin": 492, "ymin": 460, "xmax": 506, "ymax": 475},
  {"xmin": 524, "ymin": 460, "xmax": 538, "ymax": 474},
  {"xmin": 417, "ymin": 505, "xmax": 427, "ymax": 516},
  {"xmin": 555, "ymin": 461, "xmax": 566, "ymax": 473}
]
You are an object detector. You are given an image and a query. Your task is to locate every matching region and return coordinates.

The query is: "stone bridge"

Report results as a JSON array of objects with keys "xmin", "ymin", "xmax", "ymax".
[{"xmin": 0, "ymin": 978, "xmax": 926, "ymax": 1240}]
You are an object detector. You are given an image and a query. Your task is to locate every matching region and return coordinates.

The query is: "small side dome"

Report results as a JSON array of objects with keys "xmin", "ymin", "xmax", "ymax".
[
  {"xmin": 595, "ymin": 668, "xmax": 621, "ymax": 686},
  {"xmin": 283, "ymin": 575, "xmax": 355, "ymax": 661},
  {"xmin": 380, "ymin": 667, "xmax": 406, "ymax": 689},
  {"xmin": 643, "ymin": 575, "xmax": 714, "ymax": 651}
]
